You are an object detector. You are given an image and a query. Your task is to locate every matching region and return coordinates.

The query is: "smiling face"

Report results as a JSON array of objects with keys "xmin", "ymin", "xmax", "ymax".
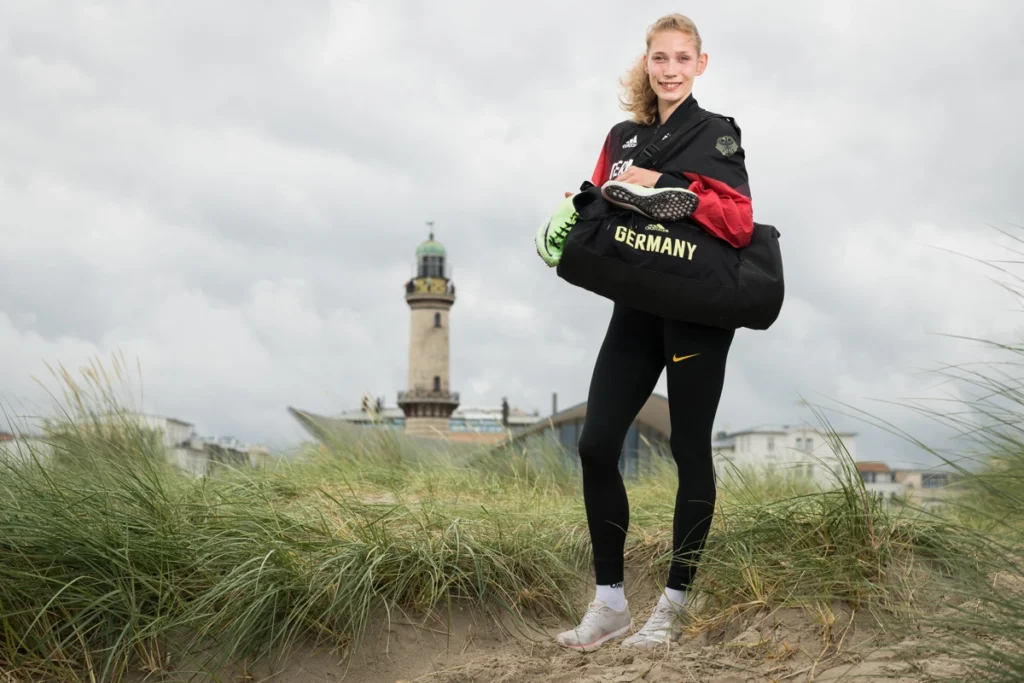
[{"xmin": 645, "ymin": 29, "xmax": 708, "ymax": 108}]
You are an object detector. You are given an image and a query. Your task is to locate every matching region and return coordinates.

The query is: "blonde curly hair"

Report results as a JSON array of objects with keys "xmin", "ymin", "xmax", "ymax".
[{"xmin": 619, "ymin": 14, "xmax": 703, "ymax": 126}]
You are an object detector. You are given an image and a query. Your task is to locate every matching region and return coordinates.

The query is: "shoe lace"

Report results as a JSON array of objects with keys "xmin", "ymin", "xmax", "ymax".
[
  {"xmin": 547, "ymin": 212, "xmax": 578, "ymax": 249},
  {"xmin": 639, "ymin": 603, "xmax": 678, "ymax": 634},
  {"xmin": 577, "ymin": 601, "xmax": 606, "ymax": 630}
]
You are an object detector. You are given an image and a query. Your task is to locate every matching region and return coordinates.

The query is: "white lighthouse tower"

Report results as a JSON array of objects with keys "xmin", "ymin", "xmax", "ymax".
[{"xmin": 398, "ymin": 227, "xmax": 459, "ymax": 437}]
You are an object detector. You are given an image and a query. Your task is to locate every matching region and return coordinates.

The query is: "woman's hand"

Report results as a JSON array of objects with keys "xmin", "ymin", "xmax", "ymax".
[{"xmin": 613, "ymin": 166, "xmax": 662, "ymax": 187}]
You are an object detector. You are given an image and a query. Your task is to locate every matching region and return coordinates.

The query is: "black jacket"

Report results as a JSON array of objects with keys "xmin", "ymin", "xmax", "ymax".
[{"xmin": 589, "ymin": 94, "xmax": 753, "ymax": 248}]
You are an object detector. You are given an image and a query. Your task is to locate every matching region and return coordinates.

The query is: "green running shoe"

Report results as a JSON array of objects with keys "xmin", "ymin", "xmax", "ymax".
[{"xmin": 536, "ymin": 194, "xmax": 579, "ymax": 267}]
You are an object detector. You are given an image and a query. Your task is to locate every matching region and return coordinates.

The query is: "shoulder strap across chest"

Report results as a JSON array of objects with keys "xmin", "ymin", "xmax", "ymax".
[{"xmin": 635, "ymin": 111, "xmax": 734, "ymax": 168}]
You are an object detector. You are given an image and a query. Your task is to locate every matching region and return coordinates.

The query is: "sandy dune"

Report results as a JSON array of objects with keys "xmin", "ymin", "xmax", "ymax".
[{"xmin": 231, "ymin": 596, "xmax": 966, "ymax": 683}]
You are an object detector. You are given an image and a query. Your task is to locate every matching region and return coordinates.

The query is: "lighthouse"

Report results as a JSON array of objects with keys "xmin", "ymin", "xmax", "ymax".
[{"xmin": 398, "ymin": 228, "xmax": 459, "ymax": 437}]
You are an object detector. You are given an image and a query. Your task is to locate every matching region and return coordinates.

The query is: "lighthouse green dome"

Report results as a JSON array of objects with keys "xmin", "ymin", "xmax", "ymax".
[{"xmin": 416, "ymin": 232, "xmax": 446, "ymax": 258}]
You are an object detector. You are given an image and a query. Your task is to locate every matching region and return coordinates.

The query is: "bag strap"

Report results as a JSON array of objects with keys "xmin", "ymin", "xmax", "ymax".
[{"xmin": 636, "ymin": 112, "xmax": 731, "ymax": 168}]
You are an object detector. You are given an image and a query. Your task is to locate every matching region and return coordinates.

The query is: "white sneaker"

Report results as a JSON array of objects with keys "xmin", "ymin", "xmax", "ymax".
[
  {"xmin": 601, "ymin": 181, "xmax": 699, "ymax": 222},
  {"xmin": 621, "ymin": 600, "xmax": 685, "ymax": 649},
  {"xmin": 555, "ymin": 600, "xmax": 632, "ymax": 651}
]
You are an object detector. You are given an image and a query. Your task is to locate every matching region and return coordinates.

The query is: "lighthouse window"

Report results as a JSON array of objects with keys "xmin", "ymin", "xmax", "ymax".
[
  {"xmin": 434, "ymin": 312, "xmax": 441, "ymax": 327},
  {"xmin": 419, "ymin": 255, "xmax": 445, "ymax": 278},
  {"xmin": 433, "ymin": 376, "xmax": 440, "ymax": 392}
]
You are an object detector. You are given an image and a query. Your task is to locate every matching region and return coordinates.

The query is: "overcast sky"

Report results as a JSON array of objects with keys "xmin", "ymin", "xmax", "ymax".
[{"xmin": 2, "ymin": 1, "xmax": 1023, "ymax": 468}]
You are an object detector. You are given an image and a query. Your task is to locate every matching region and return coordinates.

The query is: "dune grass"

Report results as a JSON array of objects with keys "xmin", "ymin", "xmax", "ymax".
[
  {"xmin": 0, "ymin": 361, "xmax": 1014, "ymax": 682},
  {"xmin": 822, "ymin": 335, "xmax": 1024, "ymax": 683}
]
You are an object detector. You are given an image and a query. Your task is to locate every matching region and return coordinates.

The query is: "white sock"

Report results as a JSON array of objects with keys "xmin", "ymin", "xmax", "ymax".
[
  {"xmin": 595, "ymin": 583, "xmax": 627, "ymax": 611},
  {"xmin": 658, "ymin": 587, "xmax": 687, "ymax": 611}
]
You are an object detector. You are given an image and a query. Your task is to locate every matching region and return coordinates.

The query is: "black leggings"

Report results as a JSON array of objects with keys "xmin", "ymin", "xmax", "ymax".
[{"xmin": 577, "ymin": 303, "xmax": 734, "ymax": 591}]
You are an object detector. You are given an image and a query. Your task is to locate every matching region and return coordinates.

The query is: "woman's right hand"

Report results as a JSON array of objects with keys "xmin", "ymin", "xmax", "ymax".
[{"xmin": 565, "ymin": 192, "xmax": 573, "ymax": 198}]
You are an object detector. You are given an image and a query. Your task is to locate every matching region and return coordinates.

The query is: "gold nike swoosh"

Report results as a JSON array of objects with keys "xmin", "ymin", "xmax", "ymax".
[{"xmin": 672, "ymin": 353, "xmax": 700, "ymax": 362}]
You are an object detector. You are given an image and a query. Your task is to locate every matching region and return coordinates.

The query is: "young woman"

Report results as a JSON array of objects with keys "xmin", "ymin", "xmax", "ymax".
[{"xmin": 555, "ymin": 13, "xmax": 754, "ymax": 651}]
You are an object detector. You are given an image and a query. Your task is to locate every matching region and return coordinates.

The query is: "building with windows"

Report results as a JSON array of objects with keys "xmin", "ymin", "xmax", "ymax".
[
  {"xmin": 66, "ymin": 412, "xmax": 196, "ymax": 448},
  {"xmin": 710, "ymin": 424, "xmax": 857, "ymax": 486},
  {"xmin": 856, "ymin": 461, "xmax": 904, "ymax": 502},
  {"xmin": 892, "ymin": 467, "xmax": 963, "ymax": 508},
  {"xmin": 125, "ymin": 413, "xmax": 195, "ymax": 447},
  {"xmin": 855, "ymin": 462, "xmax": 966, "ymax": 508}
]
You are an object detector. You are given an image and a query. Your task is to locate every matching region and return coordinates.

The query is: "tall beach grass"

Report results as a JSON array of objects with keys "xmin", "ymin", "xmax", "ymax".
[{"xmin": 1, "ymin": 353, "xmax": 1018, "ymax": 681}]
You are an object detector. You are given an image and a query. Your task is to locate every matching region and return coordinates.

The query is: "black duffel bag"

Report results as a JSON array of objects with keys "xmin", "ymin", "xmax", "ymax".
[{"xmin": 555, "ymin": 181, "xmax": 785, "ymax": 331}]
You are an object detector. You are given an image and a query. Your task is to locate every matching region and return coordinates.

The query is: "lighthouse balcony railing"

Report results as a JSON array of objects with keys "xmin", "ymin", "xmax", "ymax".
[
  {"xmin": 405, "ymin": 280, "xmax": 456, "ymax": 296},
  {"xmin": 397, "ymin": 389, "xmax": 460, "ymax": 403}
]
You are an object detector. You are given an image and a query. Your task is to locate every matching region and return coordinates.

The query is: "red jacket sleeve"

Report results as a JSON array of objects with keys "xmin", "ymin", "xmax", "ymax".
[
  {"xmin": 590, "ymin": 131, "xmax": 612, "ymax": 186},
  {"xmin": 681, "ymin": 172, "xmax": 753, "ymax": 249},
  {"xmin": 654, "ymin": 119, "xmax": 753, "ymax": 249}
]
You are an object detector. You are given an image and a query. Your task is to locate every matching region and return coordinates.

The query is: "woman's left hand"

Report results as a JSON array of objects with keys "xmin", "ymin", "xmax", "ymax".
[{"xmin": 613, "ymin": 166, "xmax": 662, "ymax": 187}]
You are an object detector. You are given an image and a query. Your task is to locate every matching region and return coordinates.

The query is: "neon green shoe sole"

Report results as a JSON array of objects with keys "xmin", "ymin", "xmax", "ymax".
[{"xmin": 536, "ymin": 195, "xmax": 579, "ymax": 267}]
